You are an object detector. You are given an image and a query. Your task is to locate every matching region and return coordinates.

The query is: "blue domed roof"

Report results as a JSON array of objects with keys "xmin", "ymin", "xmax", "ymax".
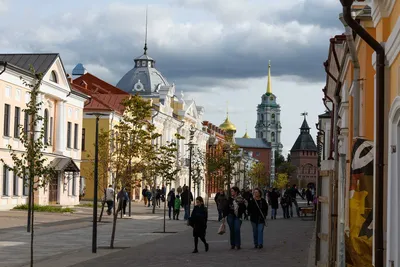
[{"xmin": 116, "ymin": 53, "xmax": 169, "ymax": 95}]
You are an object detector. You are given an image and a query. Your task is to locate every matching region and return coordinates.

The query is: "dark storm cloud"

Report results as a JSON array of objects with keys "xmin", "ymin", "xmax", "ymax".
[{"xmin": 0, "ymin": 1, "xmax": 342, "ymax": 90}]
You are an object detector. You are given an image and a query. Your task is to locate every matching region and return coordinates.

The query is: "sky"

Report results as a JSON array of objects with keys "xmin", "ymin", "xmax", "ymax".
[{"xmin": 0, "ymin": 0, "xmax": 345, "ymax": 156}]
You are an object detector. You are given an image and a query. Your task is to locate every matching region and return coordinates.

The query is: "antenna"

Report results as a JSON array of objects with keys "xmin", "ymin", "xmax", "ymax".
[
  {"xmin": 301, "ymin": 111, "xmax": 308, "ymax": 120},
  {"xmin": 144, "ymin": 6, "xmax": 148, "ymax": 55}
]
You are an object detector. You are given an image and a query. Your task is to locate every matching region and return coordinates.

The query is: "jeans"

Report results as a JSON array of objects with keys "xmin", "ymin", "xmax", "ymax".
[
  {"xmin": 271, "ymin": 208, "xmax": 277, "ymax": 218},
  {"xmin": 290, "ymin": 199, "xmax": 300, "ymax": 217},
  {"xmin": 168, "ymin": 206, "xmax": 173, "ymax": 219},
  {"xmin": 217, "ymin": 208, "xmax": 223, "ymax": 221},
  {"xmin": 184, "ymin": 205, "xmax": 190, "ymax": 220},
  {"xmin": 227, "ymin": 214, "xmax": 242, "ymax": 247},
  {"xmin": 251, "ymin": 222, "xmax": 264, "ymax": 246},
  {"xmin": 282, "ymin": 205, "xmax": 289, "ymax": 218},
  {"xmin": 106, "ymin": 200, "xmax": 113, "ymax": 214}
]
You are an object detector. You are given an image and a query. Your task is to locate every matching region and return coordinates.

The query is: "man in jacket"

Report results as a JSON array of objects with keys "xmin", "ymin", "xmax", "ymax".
[
  {"xmin": 180, "ymin": 186, "xmax": 193, "ymax": 220},
  {"xmin": 214, "ymin": 189, "xmax": 226, "ymax": 221},
  {"xmin": 287, "ymin": 184, "xmax": 304, "ymax": 217}
]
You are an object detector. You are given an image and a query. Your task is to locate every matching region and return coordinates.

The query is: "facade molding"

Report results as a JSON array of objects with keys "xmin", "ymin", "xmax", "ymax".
[
  {"xmin": 386, "ymin": 16, "xmax": 400, "ymax": 66},
  {"xmin": 372, "ymin": 0, "xmax": 396, "ymax": 27}
]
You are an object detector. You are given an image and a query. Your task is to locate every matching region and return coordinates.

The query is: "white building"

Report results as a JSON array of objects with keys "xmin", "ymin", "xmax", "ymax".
[{"xmin": 0, "ymin": 53, "xmax": 88, "ymax": 210}]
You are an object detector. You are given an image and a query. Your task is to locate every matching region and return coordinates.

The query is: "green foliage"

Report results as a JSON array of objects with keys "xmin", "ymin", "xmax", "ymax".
[
  {"xmin": 13, "ymin": 204, "xmax": 74, "ymax": 213},
  {"xmin": 273, "ymin": 173, "xmax": 289, "ymax": 190},
  {"xmin": 248, "ymin": 162, "xmax": 267, "ymax": 188}
]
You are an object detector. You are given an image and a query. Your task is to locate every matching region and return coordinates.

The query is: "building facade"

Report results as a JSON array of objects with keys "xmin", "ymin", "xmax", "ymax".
[
  {"xmin": 255, "ymin": 62, "xmax": 282, "ymax": 184},
  {"xmin": 0, "ymin": 53, "xmax": 88, "ymax": 210}
]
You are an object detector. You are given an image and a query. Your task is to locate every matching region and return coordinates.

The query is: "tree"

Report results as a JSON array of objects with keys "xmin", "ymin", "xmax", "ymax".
[
  {"xmin": 248, "ymin": 162, "xmax": 267, "ymax": 188},
  {"xmin": 192, "ymin": 147, "xmax": 205, "ymax": 197},
  {"xmin": 275, "ymin": 150, "xmax": 285, "ymax": 170},
  {"xmin": 277, "ymin": 162, "xmax": 296, "ymax": 178},
  {"xmin": 273, "ymin": 173, "xmax": 289, "ymax": 190},
  {"xmin": 2, "ymin": 67, "xmax": 56, "ymax": 267},
  {"xmin": 109, "ymin": 94, "xmax": 159, "ymax": 248}
]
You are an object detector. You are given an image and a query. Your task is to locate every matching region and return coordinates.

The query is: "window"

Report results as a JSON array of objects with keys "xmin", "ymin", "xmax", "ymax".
[
  {"xmin": 3, "ymin": 104, "xmax": 10, "ymax": 136},
  {"xmin": 14, "ymin": 107, "xmax": 20, "ymax": 138},
  {"xmin": 44, "ymin": 109, "xmax": 49, "ymax": 144},
  {"xmin": 72, "ymin": 175, "xmax": 76, "ymax": 196},
  {"xmin": 24, "ymin": 112, "xmax": 29, "ymax": 135},
  {"xmin": 67, "ymin": 122, "xmax": 72, "ymax": 148},
  {"xmin": 49, "ymin": 117, "xmax": 53, "ymax": 145},
  {"xmin": 255, "ymin": 152, "xmax": 260, "ymax": 157},
  {"xmin": 23, "ymin": 176, "xmax": 28, "ymax": 196},
  {"xmin": 271, "ymin": 132, "xmax": 276, "ymax": 142},
  {"xmin": 271, "ymin": 114, "xmax": 276, "ymax": 123},
  {"xmin": 81, "ymin": 128, "xmax": 86, "ymax": 151},
  {"xmin": 13, "ymin": 172, "xmax": 18, "ymax": 196},
  {"xmin": 74, "ymin": 123, "xmax": 78, "ymax": 149},
  {"xmin": 2, "ymin": 166, "xmax": 9, "ymax": 196},
  {"xmin": 50, "ymin": 71, "xmax": 58, "ymax": 83}
]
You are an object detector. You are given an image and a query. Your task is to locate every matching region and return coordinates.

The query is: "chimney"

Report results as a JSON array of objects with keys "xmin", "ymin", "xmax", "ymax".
[{"xmin": 66, "ymin": 73, "xmax": 72, "ymax": 84}]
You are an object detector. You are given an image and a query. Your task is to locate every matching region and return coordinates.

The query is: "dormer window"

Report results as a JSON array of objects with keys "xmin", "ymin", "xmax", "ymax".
[
  {"xmin": 141, "ymin": 61, "xmax": 146, "ymax": 67},
  {"xmin": 136, "ymin": 61, "xmax": 140, "ymax": 67},
  {"xmin": 50, "ymin": 71, "xmax": 58, "ymax": 83}
]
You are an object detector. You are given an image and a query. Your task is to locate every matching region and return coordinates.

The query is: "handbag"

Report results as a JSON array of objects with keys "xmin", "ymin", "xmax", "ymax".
[
  {"xmin": 217, "ymin": 223, "xmax": 226, "ymax": 235},
  {"xmin": 254, "ymin": 199, "xmax": 268, "ymax": 227}
]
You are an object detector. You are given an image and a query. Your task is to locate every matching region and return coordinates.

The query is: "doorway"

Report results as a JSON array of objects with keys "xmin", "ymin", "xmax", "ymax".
[{"xmin": 48, "ymin": 174, "xmax": 59, "ymax": 204}]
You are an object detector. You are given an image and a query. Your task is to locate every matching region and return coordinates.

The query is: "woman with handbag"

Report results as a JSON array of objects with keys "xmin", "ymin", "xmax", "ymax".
[
  {"xmin": 222, "ymin": 186, "xmax": 247, "ymax": 250},
  {"xmin": 247, "ymin": 188, "xmax": 269, "ymax": 249}
]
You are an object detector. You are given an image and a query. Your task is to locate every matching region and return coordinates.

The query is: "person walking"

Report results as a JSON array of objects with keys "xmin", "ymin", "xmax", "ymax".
[
  {"xmin": 280, "ymin": 190, "xmax": 290, "ymax": 219},
  {"xmin": 268, "ymin": 188, "xmax": 279, "ymax": 219},
  {"xmin": 181, "ymin": 186, "xmax": 193, "ymax": 220},
  {"xmin": 189, "ymin": 196, "xmax": 209, "ymax": 253},
  {"xmin": 105, "ymin": 185, "xmax": 114, "ymax": 216},
  {"xmin": 287, "ymin": 184, "xmax": 304, "ymax": 217},
  {"xmin": 167, "ymin": 188, "xmax": 176, "ymax": 220},
  {"xmin": 142, "ymin": 186, "xmax": 148, "ymax": 206},
  {"xmin": 214, "ymin": 189, "xmax": 226, "ymax": 222},
  {"xmin": 247, "ymin": 188, "xmax": 268, "ymax": 249},
  {"xmin": 223, "ymin": 186, "xmax": 247, "ymax": 250},
  {"xmin": 117, "ymin": 187, "xmax": 129, "ymax": 216},
  {"xmin": 173, "ymin": 195, "xmax": 181, "ymax": 220}
]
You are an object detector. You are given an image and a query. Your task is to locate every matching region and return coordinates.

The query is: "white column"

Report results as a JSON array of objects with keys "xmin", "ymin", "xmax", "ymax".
[{"xmin": 55, "ymin": 100, "xmax": 66, "ymax": 154}]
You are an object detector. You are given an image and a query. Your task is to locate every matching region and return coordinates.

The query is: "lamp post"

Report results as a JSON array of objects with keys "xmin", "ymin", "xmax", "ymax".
[
  {"xmin": 223, "ymin": 144, "xmax": 232, "ymax": 197},
  {"xmin": 87, "ymin": 112, "xmax": 106, "ymax": 254}
]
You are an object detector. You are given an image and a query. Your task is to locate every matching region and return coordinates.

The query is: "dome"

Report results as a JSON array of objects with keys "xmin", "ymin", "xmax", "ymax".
[
  {"xmin": 116, "ymin": 53, "xmax": 169, "ymax": 95},
  {"xmin": 219, "ymin": 117, "xmax": 236, "ymax": 132},
  {"xmin": 243, "ymin": 132, "xmax": 250, "ymax": 138}
]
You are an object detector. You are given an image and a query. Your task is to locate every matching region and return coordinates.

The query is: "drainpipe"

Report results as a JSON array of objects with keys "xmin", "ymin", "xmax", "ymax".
[
  {"xmin": 323, "ymin": 87, "xmax": 335, "ymax": 160},
  {"xmin": 340, "ymin": 1, "xmax": 385, "ymax": 266},
  {"xmin": 339, "ymin": 12, "xmax": 360, "ymax": 253},
  {"xmin": 340, "ymin": 14, "xmax": 360, "ymax": 138}
]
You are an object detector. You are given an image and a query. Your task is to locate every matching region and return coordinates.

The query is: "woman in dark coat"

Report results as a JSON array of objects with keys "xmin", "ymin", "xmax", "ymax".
[
  {"xmin": 189, "ymin": 196, "xmax": 209, "ymax": 253},
  {"xmin": 269, "ymin": 188, "xmax": 280, "ymax": 219},
  {"xmin": 167, "ymin": 189, "xmax": 176, "ymax": 220},
  {"xmin": 247, "ymin": 188, "xmax": 268, "ymax": 249}
]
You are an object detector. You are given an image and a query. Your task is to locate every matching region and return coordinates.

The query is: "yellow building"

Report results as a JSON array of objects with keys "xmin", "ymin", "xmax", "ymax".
[
  {"xmin": 316, "ymin": 1, "xmax": 400, "ymax": 266},
  {"xmin": 0, "ymin": 53, "xmax": 88, "ymax": 210}
]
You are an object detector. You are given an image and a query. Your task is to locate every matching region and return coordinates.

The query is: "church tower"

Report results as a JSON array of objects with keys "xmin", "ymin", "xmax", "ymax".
[
  {"xmin": 255, "ymin": 62, "xmax": 283, "ymax": 184},
  {"xmin": 255, "ymin": 61, "xmax": 283, "ymax": 153}
]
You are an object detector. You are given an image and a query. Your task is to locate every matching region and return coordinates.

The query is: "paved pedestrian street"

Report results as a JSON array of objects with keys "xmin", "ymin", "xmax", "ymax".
[{"xmin": 0, "ymin": 202, "xmax": 314, "ymax": 267}]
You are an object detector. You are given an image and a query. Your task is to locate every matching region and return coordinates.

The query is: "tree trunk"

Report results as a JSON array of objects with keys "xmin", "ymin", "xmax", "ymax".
[
  {"xmin": 110, "ymin": 199, "xmax": 119, "ymax": 249},
  {"xmin": 30, "ymin": 189, "xmax": 34, "ymax": 267},
  {"xmin": 98, "ymin": 200, "xmax": 105, "ymax": 222}
]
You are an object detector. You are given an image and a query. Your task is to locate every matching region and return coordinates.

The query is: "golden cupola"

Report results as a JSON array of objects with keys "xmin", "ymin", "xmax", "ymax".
[{"xmin": 219, "ymin": 117, "xmax": 236, "ymax": 132}]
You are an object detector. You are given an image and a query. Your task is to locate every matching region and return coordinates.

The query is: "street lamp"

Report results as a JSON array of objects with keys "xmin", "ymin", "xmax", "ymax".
[
  {"xmin": 87, "ymin": 112, "xmax": 106, "ymax": 253},
  {"xmin": 0, "ymin": 61, "xmax": 7, "ymax": 75}
]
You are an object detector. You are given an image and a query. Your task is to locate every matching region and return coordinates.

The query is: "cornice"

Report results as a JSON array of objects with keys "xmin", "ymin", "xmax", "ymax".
[{"xmin": 386, "ymin": 16, "xmax": 400, "ymax": 67}]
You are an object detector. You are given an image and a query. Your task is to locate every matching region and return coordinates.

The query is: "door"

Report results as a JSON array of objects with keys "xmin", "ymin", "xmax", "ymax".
[{"xmin": 49, "ymin": 174, "xmax": 59, "ymax": 204}]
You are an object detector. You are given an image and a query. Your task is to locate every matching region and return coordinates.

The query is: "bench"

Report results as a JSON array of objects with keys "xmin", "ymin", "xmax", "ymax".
[{"xmin": 299, "ymin": 207, "xmax": 314, "ymax": 220}]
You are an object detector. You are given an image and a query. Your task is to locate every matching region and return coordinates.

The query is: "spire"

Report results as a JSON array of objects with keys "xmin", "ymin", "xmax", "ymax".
[
  {"xmin": 300, "ymin": 112, "xmax": 310, "ymax": 133},
  {"xmin": 243, "ymin": 122, "xmax": 250, "ymax": 138},
  {"xmin": 267, "ymin": 60, "xmax": 272, "ymax": 94},
  {"xmin": 143, "ymin": 6, "xmax": 148, "ymax": 55}
]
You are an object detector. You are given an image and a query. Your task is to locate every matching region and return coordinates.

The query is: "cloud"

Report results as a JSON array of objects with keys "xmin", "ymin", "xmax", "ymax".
[{"xmin": 0, "ymin": 0, "xmax": 343, "ymax": 88}]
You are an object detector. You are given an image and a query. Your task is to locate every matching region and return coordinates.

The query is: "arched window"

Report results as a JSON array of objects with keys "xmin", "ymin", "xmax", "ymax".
[
  {"xmin": 271, "ymin": 132, "xmax": 275, "ymax": 142},
  {"xmin": 50, "ymin": 71, "xmax": 58, "ymax": 83},
  {"xmin": 271, "ymin": 114, "xmax": 276, "ymax": 123},
  {"xmin": 44, "ymin": 109, "xmax": 49, "ymax": 144}
]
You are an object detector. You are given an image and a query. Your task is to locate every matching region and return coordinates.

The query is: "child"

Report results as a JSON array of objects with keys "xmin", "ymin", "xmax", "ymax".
[
  {"xmin": 174, "ymin": 195, "xmax": 181, "ymax": 220},
  {"xmin": 189, "ymin": 196, "xmax": 209, "ymax": 253}
]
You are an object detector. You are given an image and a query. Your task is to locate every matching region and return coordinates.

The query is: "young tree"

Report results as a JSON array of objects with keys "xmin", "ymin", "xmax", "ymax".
[
  {"xmin": 109, "ymin": 94, "xmax": 158, "ymax": 248},
  {"xmin": 248, "ymin": 162, "xmax": 267, "ymax": 188},
  {"xmin": 2, "ymin": 68, "xmax": 56, "ymax": 267},
  {"xmin": 273, "ymin": 173, "xmax": 289, "ymax": 190},
  {"xmin": 191, "ymin": 147, "xmax": 205, "ymax": 197}
]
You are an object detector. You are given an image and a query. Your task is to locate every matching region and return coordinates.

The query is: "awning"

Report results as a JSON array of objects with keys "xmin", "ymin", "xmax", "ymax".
[{"xmin": 50, "ymin": 157, "xmax": 80, "ymax": 172}]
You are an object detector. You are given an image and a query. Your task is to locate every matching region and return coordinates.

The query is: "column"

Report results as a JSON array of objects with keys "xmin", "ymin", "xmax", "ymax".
[{"xmin": 55, "ymin": 100, "xmax": 66, "ymax": 154}]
